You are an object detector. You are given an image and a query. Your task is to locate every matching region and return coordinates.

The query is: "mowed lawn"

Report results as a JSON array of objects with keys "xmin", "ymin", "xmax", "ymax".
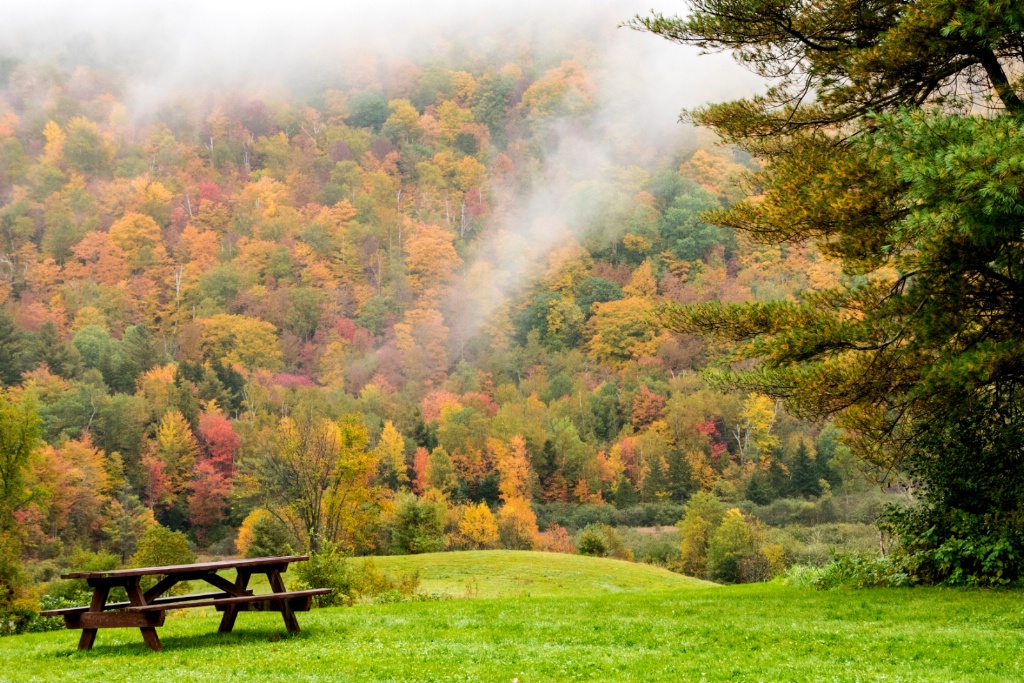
[{"xmin": 1, "ymin": 552, "xmax": 1022, "ymax": 683}]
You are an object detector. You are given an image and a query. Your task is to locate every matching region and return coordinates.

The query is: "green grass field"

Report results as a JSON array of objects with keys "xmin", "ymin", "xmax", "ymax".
[
  {"xmin": 359, "ymin": 550, "xmax": 714, "ymax": 598},
  {"xmin": 2, "ymin": 551, "xmax": 1022, "ymax": 682}
]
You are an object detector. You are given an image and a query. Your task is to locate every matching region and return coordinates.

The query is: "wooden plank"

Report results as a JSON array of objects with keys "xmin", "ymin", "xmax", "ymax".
[
  {"xmin": 218, "ymin": 570, "xmax": 252, "ymax": 634},
  {"xmin": 202, "ymin": 572, "xmax": 251, "ymax": 595},
  {"xmin": 77, "ymin": 586, "xmax": 109, "ymax": 650},
  {"xmin": 215, "ymin": 595, "xmax": 315, "ymax": 613},
  {"xmin": 41, "ymin": 591, "xmax": 250, "ymax": 616},
  {"xmin": 128, "ymin": 589, "xmax": 332, "ymax": 612},
  {"xmin": 269, "ymin": 570, "xmax": 301, "ymax": 633},
  {"xmin": 126, "ymin": 578, "xmax": 163, "ymax": 651},
  {"xmin": 62, "ymin": 555, "xmax": 309, "ymax": 580},
  {"xmin": 65, "ymin": 611, "xmax": 166, "ymax": 629},
  {"xmin": 142, "ymin": 574, "xmax": 181, "ymax": 602}
]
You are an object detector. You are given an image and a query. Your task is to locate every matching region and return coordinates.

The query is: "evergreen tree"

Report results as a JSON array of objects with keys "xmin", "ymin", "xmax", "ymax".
[
  {"xmin": 0, "ymin": 310, "xmax": 25, "ymax": 386},
  {"xmin": 29, "ymin": 321, "xmax": 82, "ymax": 378},
  {"xmin": 787, "ymin": 442, "xmax": 821, "ymax": 499},
  {"xmin": 637, "ymin": 0, "xmax": 1024, "ymax": 582},
  {"xmin": 745, "ymin": 469, "xmax": 776, "ymax": 506}
]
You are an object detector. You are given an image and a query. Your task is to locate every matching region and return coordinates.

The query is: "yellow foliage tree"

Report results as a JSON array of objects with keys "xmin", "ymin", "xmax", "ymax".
[
  {"xmin": 497, "ymin": 497, "xmax": 539, "ymax": 550},
  {"xmin": 155, "ymin": 409, "xmax": 198, "ymax": 495},
  {"xmin": 490, "ymin": 435, "xmax": 531, "ymax": 503},
  {"xmin": 373, "ymin": 420, "xmax": 409, "ymax": 489},
  {"xmin": 108, "ymin": 212, "xmax": 168, "ymax": 272},
  {"xmin": 458, "ymin": 502, "xmax": 498, "ymax": 549},
  {"xmin": 587, "ymin": 297, "xmax": 662, "ymax": 366},
  {"xmin": 199, "ymin": 314, "xmax": 283, "ymax": 372}
]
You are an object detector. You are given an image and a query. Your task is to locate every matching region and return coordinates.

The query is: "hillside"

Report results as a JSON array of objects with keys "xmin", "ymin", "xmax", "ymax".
[{"xmin": 360, "ymin": 550, "xmax": 715, "ymax": 598}]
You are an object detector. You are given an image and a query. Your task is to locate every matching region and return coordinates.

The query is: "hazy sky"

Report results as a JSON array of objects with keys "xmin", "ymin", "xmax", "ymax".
[{"xmin": 0, "ymin": 0, "xmax": 761, "ymax": 114}]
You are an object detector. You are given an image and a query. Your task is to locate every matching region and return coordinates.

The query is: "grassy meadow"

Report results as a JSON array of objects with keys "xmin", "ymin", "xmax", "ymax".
[{"xmin": 1, "ymin": 551, "xmax": 1022, "ymax": 683}]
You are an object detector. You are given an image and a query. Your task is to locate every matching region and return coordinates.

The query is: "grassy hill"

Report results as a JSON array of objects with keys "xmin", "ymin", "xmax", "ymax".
[
  {"xmin": 359, "ymin": 550, "xmax": 715, "ymax": 598},
  {"xmin": 2, "ymin": 552, "xmax": 1022, "ymax": 682}
]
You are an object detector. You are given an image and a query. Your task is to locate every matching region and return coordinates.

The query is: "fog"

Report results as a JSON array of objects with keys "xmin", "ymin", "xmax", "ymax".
[{"xmin": 1, "ymin": 0, "xmax": 763, "ymax": 343}]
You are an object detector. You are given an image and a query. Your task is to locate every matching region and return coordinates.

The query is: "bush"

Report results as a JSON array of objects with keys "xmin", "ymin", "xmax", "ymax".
[
  {"xmin": 132, "ymin": 525, "xmax": 196, "ymax": 568},
  {"xmin": 291, "ymin": 542, "xmax": 422, "ymax": 606},
  {"xmin": 577, "ymin": 524, "xmax": 633, "ymax": 560},
  {"xmin": 617, "ymin": 527, "xmax": 682, "ymax": 567},
  {"xmin": 130, "ymin": 525, "xmax": 196, "ymax": 593},
  {"xmin": 771, "ymin": 523, "xmax": 881, "ymax": 567},
  {"xmin": 788, "ymin": 553, "xmax": 910, "ymax": 590},
  {"xmin": 535, "ymin": 502, "xmax": 686, "ymax": 530},
  {"xmin": 538, "ymin": 523, "xmax": 576, "ymax": 553},
  {"xmin": 237, "ymin": 509, "xmax": 295, "ymax": 558},
  {"xmin": 882, "ymin": 505, "xmax": 1024, "ymax": 586},
  {"xmin": 577, "ymin": 525, "xmax": 607, "ymax": 557},
  {"xmin": 390, "ymin": 494, "xmax": 445, "ymax": 555}
]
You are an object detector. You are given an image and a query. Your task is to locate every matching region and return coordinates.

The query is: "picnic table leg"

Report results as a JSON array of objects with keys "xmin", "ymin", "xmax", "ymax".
[
  {"xmin": 268, "ymin": 570, "xmax": 301, "ymax": 633},
  {"xmin": 126, "ymin": 578, "xmax": 163, "ymax": 652},
  {"xmin": 78, "ymin": 585, "xmax": 110, "ymax": 650},
  {"xmin": 218, "ymin": 570, "xmax": 252, "ymax": 634}
]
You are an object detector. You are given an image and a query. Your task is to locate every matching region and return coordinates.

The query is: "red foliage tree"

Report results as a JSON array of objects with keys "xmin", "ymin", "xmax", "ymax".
[{"xmin": 197, "ymin": 412, "xmax": 241, "ymax": 476}]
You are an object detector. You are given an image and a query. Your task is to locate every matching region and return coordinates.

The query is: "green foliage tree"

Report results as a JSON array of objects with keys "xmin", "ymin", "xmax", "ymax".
[
  {"xmin": 0, "ymin": 309, "xmax": 25, "ymax": 386},
  {"xmin": 706, "ymin": 508, "xmax": 754, "ymax": 584},
  {"xmin": 390, "ymin": 493, "xmax": 445, "ymax": 554},
  {"xmin": 0, "ymin": 391, "xmax": 40, "ymax": 531},
  {"xmin": 243, "ymin": 514, "xmax": 295, "ymax": 559},
  {"xmin": 131, "ymin": 524, "xmax": 196, "ymax": 568},
  {"xmin": 637, "ymin": 0, "xmax": 1024, "ymax": 582},
  {"xmin": 677, "ymin": 491, "xmax": 724, "ymax": 577}
]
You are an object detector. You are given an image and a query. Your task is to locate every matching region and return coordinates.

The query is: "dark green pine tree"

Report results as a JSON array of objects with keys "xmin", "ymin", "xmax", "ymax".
[
  {"xmin": 28, "ymin": 321, "xmax": 82, "ymax": 379},
  {"xmin": 613, "ymin": 475, "xmax": 639, "ymax": 508},
  {"xmin": 745, "ymin": 468, "xmax": 777, "ymax": 506},
  {"xmin": 666, "ymin": 448, "xmax": 697, "ymax": 502},
  {"xmin": 788, "ymin": 442, "xmax": 822, "ymax": 499},
  {"xmin": 0, "ymin": 309, "xmax": 25, "ymax": 386}
]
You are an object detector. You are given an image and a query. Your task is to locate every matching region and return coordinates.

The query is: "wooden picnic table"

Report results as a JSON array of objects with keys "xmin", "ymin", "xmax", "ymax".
[{"xmin": 40, "ymin": 555, "xmax": 332, "ymax": 651}]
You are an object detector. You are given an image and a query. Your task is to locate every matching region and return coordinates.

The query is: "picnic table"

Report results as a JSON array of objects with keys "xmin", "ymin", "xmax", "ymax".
[{"xmin": 40, "ymin": 555, "xmax": 332, "ymax": 651}]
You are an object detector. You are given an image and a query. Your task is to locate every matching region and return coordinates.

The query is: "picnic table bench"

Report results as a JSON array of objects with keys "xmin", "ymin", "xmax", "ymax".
[{"xmin": 40, "ymin": 555, "xmax": 331, "ymax": 651}]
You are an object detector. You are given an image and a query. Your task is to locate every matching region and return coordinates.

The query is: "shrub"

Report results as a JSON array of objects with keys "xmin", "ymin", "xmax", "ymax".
[
  {"xmin": 498, "ymin": 498, "xmax": 540, "ymax": 550},
  {"xmin": 577, "ymin": 525, "xmax": 607, "ymax": 557},
  {"xmin": 617, "ymin": 527, "xmax": 682, "ymax": 567},
  {"xmin": 577, "ymin": 524, "xmax": 633, "ymax": 560},
  {"xmin": 538, "ymin": 523, "xmax": 576, "ymax": 554},
  {"xmin": 130, "ymin": 525, "xmax": 196, "ymax": 593},
  {"xmin": 791, "ymin": 553, "xmax": 910, "ymax": 590},
  {"xmin": 705, "ymin": 508, "xmax": 787, "ymax": 584},
  {"xmin": 237, "ymin": 509, "xmax": 295, "ymax": 558},
  {"xmin": 882, "ymin": 505, "xmax": 1024, "ymax": 587},
  {"xmin": 132, "ymin": 525, "xmax": 195, "ymax": 568},
  {"xmin": 771, "ymin": 523, "xmax": 881, "ymax": 567},
  {"xmin": 291, "ymin": 542, "xmax": 422, "ymax": 606},
  {"xmin": 534, "ymin": 502, "xmax": 686, "ymax": 530},
  {"xmin": 390, "ymin": 494, "xmax": 445, "ymax": 554}
]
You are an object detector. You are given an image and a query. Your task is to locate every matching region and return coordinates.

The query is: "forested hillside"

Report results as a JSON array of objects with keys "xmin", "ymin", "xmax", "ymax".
[{"xmin": 0, "ymin": 29, "xmax": 861, "ymax": 596}]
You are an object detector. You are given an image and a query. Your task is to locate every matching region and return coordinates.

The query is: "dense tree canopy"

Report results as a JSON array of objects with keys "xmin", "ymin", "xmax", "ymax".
[{"xmin": 636, "ymin": 0, "xmax": 1024, "ymax": 583}]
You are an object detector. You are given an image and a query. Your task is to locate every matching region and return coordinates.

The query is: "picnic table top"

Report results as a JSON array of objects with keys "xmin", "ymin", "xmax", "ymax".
[{"xmin": 61, "ymin": 555, "xmax": 309, "ymax": 580}]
